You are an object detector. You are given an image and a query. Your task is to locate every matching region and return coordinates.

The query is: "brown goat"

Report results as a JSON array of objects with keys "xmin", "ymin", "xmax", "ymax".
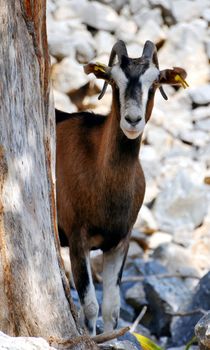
[{"xmin": 56, "ymin": 40, "xmax": 188, "ymax": 335}]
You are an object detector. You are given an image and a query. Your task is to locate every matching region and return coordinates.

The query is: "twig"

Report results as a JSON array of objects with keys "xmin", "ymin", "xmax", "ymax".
[
  {"xmin": 130, "ymin": 306, "xmax": 147, "ymax": 333},
  {"xmin": 122, "ymin": 273, "xmax": 200, "ymax": 283},
  {"xmin": 91, "ymin": 326, "xmax": 130, "ymax": 344},
  {"xmin": 167, "ymin": 309, "xmax": 208, "ymax": 317}
]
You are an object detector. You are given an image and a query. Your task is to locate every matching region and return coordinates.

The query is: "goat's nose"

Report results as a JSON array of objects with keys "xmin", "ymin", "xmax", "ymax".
[{"xmin": 125, "ymin": 115, "xmax": 142, "ymax": 127}]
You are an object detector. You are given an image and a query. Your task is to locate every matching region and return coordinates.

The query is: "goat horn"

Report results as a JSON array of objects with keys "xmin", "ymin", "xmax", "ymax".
[
  {"xmin": 98, "ymin": 40, "xmax": 128, "ymax": 100},
  {"xmin": 142, "ymin": 41, "xmax": 168, "ymax": 100}
]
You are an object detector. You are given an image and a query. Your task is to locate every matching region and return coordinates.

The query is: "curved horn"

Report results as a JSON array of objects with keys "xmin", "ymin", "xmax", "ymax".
[
  {"xmin": 98, "ymin": 40, "xmax": 128, "ymax": 100},
  {"xmin": 142, "ymin": 41, "xmax": 168, "ymax": 100}
]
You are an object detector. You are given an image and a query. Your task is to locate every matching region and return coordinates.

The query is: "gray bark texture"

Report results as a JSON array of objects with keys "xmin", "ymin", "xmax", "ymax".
[{"xmin": 0, "ymin": 1, "xmax": 98, "ymax": 349}]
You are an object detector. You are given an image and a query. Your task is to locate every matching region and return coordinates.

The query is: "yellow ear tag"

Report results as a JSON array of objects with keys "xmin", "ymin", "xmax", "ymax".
[
  {"xmin": 174, "ymin": 74, "xmax": 189, "ymax": 89},
  {"xmin": 94, "ymin": 62, "xmax": 106, "ymax": 73}
]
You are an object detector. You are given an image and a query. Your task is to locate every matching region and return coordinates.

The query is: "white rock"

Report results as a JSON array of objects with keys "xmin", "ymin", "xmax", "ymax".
[
  {"xmin": 145, "ymin": 125, "xmax": 173, "ymax": 158},
  {"xmin": 179, "ymin": 129, "xmax": 209, "ymax": 147},
  {"xmin": 128, "ymin": 241, "xmax": 144, "ymax": 258},
  {"xmin": 171, "ymin": 0, "xmax": 206, "ymax": 22},
  {"xmin": 47, "ymin": 18, "xmax": 95, "ymax": 61},
  {"xmin": 53, "ymin": 90, "xmax": 77, "ymax": 113},
  {"xmin": 195, "ymin": 118, "xmax": 210, "ymax": 132},
  {"xmin": 153, "ymin": 243, "xmax": 201, "ymax": 277},
  {"xmin": 81, "ymin": 1, "xmax": 120, "ymax": 31},
  {"xmin": 116, "ymin": 17, "xmax": 137, "ymax": 43},
  {"xmin": 189, "ymin": 84, "xmax": 210, "ymax": 105},
  {"xmin": 136, "ymin": 19, "xmax": 166, "ymax": 45},
  {"xmin": 192, "ymin": 105, "xmax": 210, "ymax": 121},
  {"xmin": 158, "ymin": 21, "xmax": 210, "ymax": 86},
  {"xmin": 94, "ymin": 31, "xmax": 115, "ymax": 56},
  {"xmin": 153, "ymin": 170, "xmax": 208, "ymax": 233},
  {"xmin": 133, "ymin": 7, "xmax": 163, "ymax": 28},
  {"xmin": 51, "ymin": 57, "xmax": 89, "ymax": 93},
  {"xmin": 140, "ymin": 145, "xmax": 161, "ymax": 181},
  {"xmin": 0, "ymin": 331, "xmax": 56, "ymax": 350},
  {"xmin": 130, "ymin": 0, "xmax": 149, "ymax": 14},
  {"xmin": 134, "ymin": 204, "xmax": 158, "ymax": 234},
  {"xmin": 147, "ymin": 231, "xmax": 172, "ymax": 249}
]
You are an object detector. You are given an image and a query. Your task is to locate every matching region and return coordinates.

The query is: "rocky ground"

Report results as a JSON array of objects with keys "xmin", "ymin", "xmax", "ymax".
[{"xmin": 47, "ymin": 0, "xmax": 210, "ymax": 348}]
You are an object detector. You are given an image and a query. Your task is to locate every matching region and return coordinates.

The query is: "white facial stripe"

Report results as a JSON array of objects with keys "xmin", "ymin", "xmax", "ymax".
[
  {"xmin": 140, "ymin": 66, "xmax": 159, "ymax": 87},
  {"xmin": 111, "ymin": 65, "xmax": 128, "ymax": 90}
]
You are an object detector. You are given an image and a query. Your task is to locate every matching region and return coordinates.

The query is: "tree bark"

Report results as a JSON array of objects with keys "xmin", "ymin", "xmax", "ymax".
[{"xmin": 0, "ymin": 1, "xmax": 98, "ymax": 349}]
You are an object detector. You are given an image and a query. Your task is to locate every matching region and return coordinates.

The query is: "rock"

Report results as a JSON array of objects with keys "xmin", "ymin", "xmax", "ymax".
[
  {"xmin": 133, "ymin": 7, "xmax": 163, "ymax": 28},
  {"xmin": 144, "ymin": 275, "xmax": 191, "ymax": 336},
  {"xmin": 153, "ymin": 170, "xmax": 208, "ymax": 234},
  {"xmin": 134, "ymin": 204, "xmax": 158, "ymax": 234},
  {"xmin": 152, "ymin": 242, "xmax": 200, "ymax": 278},
  {"xmin": 195, "ymin": 118, "xmax": 210, "ymax": 132},
  {"xmin": 51, "ymin": 57, "xmax": 89, "ymax": 93},
  {"xmin": 125, "ymin": 282, "xmax": 148, "ymax": 310},
  {"xmin": 120, "ymin": 295, "xmax": 136, "ymax": 322},
  {"xmin": 147, "ymin": 232, "xmax": 172, "ymax": 250},
  {"xmin": 130, "ymin": 0, "xmax": 149, "ymax": 14},
  {"xmin": 158, "ymin": 21, "xmax": 209, "ymax": 86},
  {"xmin": 116, "ymin": 17, "xmax": 137, "ymax": 43},
  {"xmin": 81, "ymin": 1, "xmax": 120, "ymax": 31},
  {"xmin": 145, "ymin": 125, "xmax": 173, "ymax": 159},
  {"xmin": 171, "ymin": 0, "xmax": 207, "ymax": 22},
  {"xmin": 53, "ymin": 90, "xmax": 77, "ymax": 113},
  {"xmin": 189, "ymin": 84, "xmax": 210, "ymax": 105},
  {"xmin": 179, "ymin": 129, "xmax": 209, "ymax": 147},
  {"xmin": 118, "ymin": 333, "xmax": 142, "ymax": 350},
  {"xmin": 136, "ymin": 19, "xmax": 166, "ymax": 45},
  {"xmin": 48, "ymin": 17, "xmax": 95, "ymax": 61},
  {"xmin": 171, "ymin": 272, "xmax": 210, "ymax": 346},
  {"xmin": 128, "ymin": 241, "xmax": 144, "ymax": 259},
  {"xmin": 195, "ymin": 312, "xmax": 210, "ymax": 349},
  {"xmin": 0, "ymin": 331, "xmax": 56, "ymax": 350},
  {"xmin": 192, "ymin": 105, "xmax": 210, "ymax": 121},
  {"xmin": 108, "ymin": 340, "xmax": 140, "ymax": 350},
  {"xmin": 95, "ymin": 31, "xmax": 115, "ymax": 55}
]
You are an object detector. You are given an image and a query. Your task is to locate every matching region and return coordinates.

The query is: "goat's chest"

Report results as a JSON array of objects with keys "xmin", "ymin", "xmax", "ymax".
[{"xmin": 86, "ymin": 172, "xmax": 144, "ymax": 251}]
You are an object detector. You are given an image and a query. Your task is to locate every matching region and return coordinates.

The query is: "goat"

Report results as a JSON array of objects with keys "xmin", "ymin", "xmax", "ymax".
[{"xmin": 56, "ymin": 40, "xmax": 188, "ymax": 335}]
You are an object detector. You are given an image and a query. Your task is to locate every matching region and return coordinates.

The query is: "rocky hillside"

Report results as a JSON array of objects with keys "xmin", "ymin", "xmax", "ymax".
[{"xmin": 47, "ymin": 0, "xmax": 210, "ymax": 348}]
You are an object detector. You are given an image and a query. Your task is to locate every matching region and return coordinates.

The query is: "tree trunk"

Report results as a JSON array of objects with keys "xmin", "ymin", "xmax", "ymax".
[{"xmin": 0, "ymin": 1, "xmax": 98, "ymax": 349}]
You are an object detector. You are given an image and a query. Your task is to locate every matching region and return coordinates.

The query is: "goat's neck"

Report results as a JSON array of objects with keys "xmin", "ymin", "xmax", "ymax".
[{"xmin": 99, "ymin": 88, "xmax": 141, "ymax": 170}]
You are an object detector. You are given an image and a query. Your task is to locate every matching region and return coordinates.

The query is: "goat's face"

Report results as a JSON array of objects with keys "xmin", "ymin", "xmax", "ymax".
[
  {"xmin": 84, "ymin": 40, "xmax": 188, "ymax": 140},
  {"xmin": 111, "ymin": 57, "xmax": 159, "ymax": 139}
]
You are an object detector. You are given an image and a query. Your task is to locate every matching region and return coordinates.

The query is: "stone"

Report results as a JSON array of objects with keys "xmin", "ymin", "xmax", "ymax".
[
  {"xmin": 192, "ymin": 105, "xmax": 210, "ymax": 121},
  {"xmin": 81, "ymin": 1, "xmax": 120, "ymax": 31},
  {"xmin": 108, "ymin": 340, "xmax": 140, "ymax": 350},
  {"xmin": 53, "ymin": 90, "xmax": 77, "ymax": 113},
  {"xmin": 171, "ymin": 272, "xmax": 210, "ymax": 346},
  {"xmin": 51, "ymin": 57, "xmax": 89, "ymax": 93},
  {"xmin": 189, "ymin": 84, "xmax": 210, "ymax": 105},
  {"xmin": 95, "ymin": 31, "xmax": 115, "ymax": 56},
  {"xmin": 179, "ymin": 129, "xmax": 209, "ymax": 147},
  {"xmin": 153, "ymin": 170, "xmax": 208, "ymax": 233},
  {"xmin": 125, "ymin": 282, "xmax": 148, "ymax": 310},
  {"xmin": 133, "ymin": 7, "xmax": 163, "ymax": 28},
  {"xmin": 128, "ymin": 241, "xmax": 144, "ymax": 259},
  {"xmin": 195, "ymin": 312, "xmax": 210, "ymax": 349},
  {"xmin": 116, "ymin": 17, "xmax": 137, "ymax": 43},
  {"xmin": 171, "ymin": 0, "xmax": 207, "ymax": 22},
  {"xmin": 0, "ymin": 331, "xmax": 56, "ymax": 350},
  {"xmin": 136, "ymin": 19, "xmax": 166, "ymax": 45},
  {"xmin": 195, "ymin": 119, "xmax": 210, "ymax": 132},
  {"xmin": 152, "ymin": 242, "xmax": 200, "ymax": 278},
  {"xmin": 158, "ymin": 21, "xmax": 209, "ymax": 86},
  {"xmin": 145, "ymin": 125, "xmax": 173, "ymax": 158},
  {"xmin": 144, "ymin": 275, "xmax": 191, "ymax": 336},
  {"xmin": 147, "ymin": 232, "xmax": 172, "ymax": 250},
  {"xmin": 134, "ymin": 205, "xmax": 158, "ymax": 234}
]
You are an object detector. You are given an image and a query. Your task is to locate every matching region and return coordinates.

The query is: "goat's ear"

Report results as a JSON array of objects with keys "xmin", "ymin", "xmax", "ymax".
[
  {"xmin": 84, "ymin": 62, "xmax": 111, "ymax": 81},
  {"xmin": 159, "ymin": 67, "xmax": 189, "ymax": 88}
]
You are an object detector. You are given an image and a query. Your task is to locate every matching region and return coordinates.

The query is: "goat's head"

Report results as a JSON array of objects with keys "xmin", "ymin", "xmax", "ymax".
[{"xmin": 84, "ymin": 40, "xmax": 188, "ymax": 140}]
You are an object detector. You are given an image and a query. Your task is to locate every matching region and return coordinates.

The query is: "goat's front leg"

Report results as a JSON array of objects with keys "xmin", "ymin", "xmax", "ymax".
[
  {"xmin": 70, "ymin": 233, "xmax": 99, "ymax": 335},
  {"xmin": 102, "ymin": 239, "xmax": 129, "ymax": 332}
]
